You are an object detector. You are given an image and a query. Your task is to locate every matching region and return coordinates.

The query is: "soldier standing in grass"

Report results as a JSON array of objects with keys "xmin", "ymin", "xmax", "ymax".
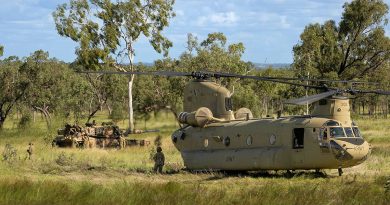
[
  {"xmin": 153, "ymin": 146, "xmax": 165, "ymax": 174},
  {"xmin": 119, "ymin": 136, "xmax": 126, "ymax": 149},
  {"xmin": 27, "ymin": 142, "xmax": 33, "ymax": 160}
]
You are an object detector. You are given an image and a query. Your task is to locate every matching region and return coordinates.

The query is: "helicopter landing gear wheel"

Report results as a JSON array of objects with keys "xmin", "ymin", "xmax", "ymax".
[
  {"xmin": 286, "ymin": 170, "xmax": 293, "ymax": 177},
  {"xmin": 338, "ymin": 167, "xmax": 343, "ymax": 176}
]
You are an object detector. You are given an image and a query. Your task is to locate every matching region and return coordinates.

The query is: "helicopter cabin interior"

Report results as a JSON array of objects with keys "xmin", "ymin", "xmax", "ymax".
[{"xmin": 292, "ymin": 128, "xmax": 304, "ymax": 149}]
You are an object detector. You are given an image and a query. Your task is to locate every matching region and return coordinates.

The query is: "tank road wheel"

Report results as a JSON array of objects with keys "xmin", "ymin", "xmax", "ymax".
[
  {"xmin": 286, "ymin": 170, "xmax": 293, "ymax": 178},
  {"xmin": 72, "ymin": 138, "xmax": 77, "ymax": 148}
]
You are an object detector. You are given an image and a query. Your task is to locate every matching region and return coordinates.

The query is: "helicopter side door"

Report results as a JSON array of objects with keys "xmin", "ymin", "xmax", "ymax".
[
  {"xmin": 318, "ymin": 127, "xmax": 331, "ymax": 153},
  {"xmin": 292, "ymin": 128, "xmax": 305, "ymax": 165}
]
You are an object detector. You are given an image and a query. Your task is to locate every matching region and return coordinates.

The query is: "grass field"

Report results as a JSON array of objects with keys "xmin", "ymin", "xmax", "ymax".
[{"xmin": 0, "ymin": 112, "xmax": 389, "ymax": 205}]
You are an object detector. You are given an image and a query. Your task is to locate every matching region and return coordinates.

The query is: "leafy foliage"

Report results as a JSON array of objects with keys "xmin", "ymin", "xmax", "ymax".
[
  {"xmin": 53, "ymin": 0, "xmax": 175, "ymax": 68},
  {"xmin": 293, "ymin": 0, "xmax": 390, "ymax": 80},
  {"xmin": 53, "ymin": 0, "xmax": 176, "ymax": 130},
  {"xmin": 0, "ymin": 56, "xmax": 27, "ymax": 129}
]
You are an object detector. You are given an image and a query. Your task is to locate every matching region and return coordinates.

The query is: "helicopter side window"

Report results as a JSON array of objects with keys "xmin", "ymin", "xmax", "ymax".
[
  {"xmin": 292, "ymin": 128, "xmax": 304, "ymax": 149},
  {"xmin": 344, "ymin": 127, "xmax": 355, "ymax": 137},
  {"xmin": 225, "ymin": 97, "xmax": 233, "ymax": 111},
  {"xmin": 329, "ymin": 127, "xmax": 346, "ymax": 138},
  {"xmin": 223, "ymin": 136, "xmax": 231, "ymax": 146}
]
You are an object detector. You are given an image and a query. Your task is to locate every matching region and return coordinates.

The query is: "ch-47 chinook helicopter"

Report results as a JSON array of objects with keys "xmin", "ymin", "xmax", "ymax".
[{"xmin": 81, "ymin": 70, "xmax": 390, "ymax": 176}]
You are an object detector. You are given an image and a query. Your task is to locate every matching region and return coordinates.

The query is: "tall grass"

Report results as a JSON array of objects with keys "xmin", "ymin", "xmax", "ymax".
[
  {"xmin": 0, "ymin": 175, "xmax": 388, "ymax": 205},
  {"xmin": 0, "ymin": 114, "xmax": 389, "ymax": 204}
]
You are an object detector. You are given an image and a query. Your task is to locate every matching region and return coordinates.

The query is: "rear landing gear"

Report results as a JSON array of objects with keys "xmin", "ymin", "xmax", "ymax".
[{"xmin": 338, "ymin": 167, "xmax": 343, "ymax": 176}]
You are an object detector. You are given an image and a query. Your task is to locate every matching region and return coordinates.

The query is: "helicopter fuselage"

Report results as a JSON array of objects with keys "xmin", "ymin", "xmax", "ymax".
[{"xmin": 172, "ymin": 116, "xmax": 370, "ymax": 171}]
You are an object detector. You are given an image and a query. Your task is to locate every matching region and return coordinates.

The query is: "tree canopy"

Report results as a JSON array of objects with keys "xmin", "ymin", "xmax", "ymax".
[
  {"xmin": 53, "ymin": 0, "xmax": 175, "ymax": 129},
  {"xmin": 293, "ymin": 0, "xmax": 390, "ymax": 80}
]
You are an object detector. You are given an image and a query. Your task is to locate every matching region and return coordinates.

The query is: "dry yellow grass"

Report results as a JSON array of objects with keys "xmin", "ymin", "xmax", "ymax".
[{"xmin": 0, "ymin": 114, "xmax": 389, "ymax": 204}]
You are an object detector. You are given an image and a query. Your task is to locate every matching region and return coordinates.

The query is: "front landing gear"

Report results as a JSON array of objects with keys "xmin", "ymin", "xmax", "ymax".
[{"xmin": 338, "ymin": 167, "xmax": 343, "ymax": 176}]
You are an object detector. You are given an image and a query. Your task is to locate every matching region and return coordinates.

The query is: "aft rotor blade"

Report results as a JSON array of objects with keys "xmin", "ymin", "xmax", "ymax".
[
  {"xmin": 285, "ymin": 90, "xmax": 339, "ymax": 105},
  {"xmin": 208, "ymin": 71, "xmax": 378, "ymax": 85},
  {"xmin": 215, "ymin": 73, "xmax": 327, "ymax": 89},
  {"xmin": 352, "ymin": 89, "xmax": 390, "ymax": 95}
]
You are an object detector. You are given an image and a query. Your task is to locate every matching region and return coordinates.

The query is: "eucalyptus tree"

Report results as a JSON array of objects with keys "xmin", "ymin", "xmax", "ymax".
[
  {"xmin": 0, "ymin": 55, "xmax": 26, "ymax": 129},
  {"xmin": 156, "ymin": 33, "xmax": 255, "ymax": 117},
  {"xmin": 293, "ymin": 0, "xmax": 390, "ymax": 80},
  {"xmin": 179, "ymin": 32, "xmax": 253, "ymax": 88},
  {"xmin": 19, "ymin": 50, "xmax": 78, "ymax": 127},
  {"xmin": 53, "ymin": 0, "xmax": 175, "ymax": 130}
]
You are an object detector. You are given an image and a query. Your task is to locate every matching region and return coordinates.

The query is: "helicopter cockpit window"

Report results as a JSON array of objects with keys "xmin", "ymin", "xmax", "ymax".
[
  {"xmin": 329, "ymin": 127, "xmax": 346, "ymax": 138},
  {"xmin": 292, "ymin": 128, "xmax": 304, "ymax": 149},
  {"xmin": 344, "ymin": 127, "xmax": 355, "ymax": 137},
  {"xmin": 352, "ymin": 127, "xmax": 362, "ymax": 138},
  {"xmin": 325, "ymin": 120, "xmax": 340, "ymax": 126},
  {"xmin": 225, "ymin": 97, "xmax": 233, "ymax": 111}
]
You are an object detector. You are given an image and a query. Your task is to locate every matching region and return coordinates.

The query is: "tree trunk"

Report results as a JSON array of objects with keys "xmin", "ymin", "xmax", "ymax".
[
  {"xmin": 128, "ymin": 74, "xmax": 135, "ymax": 131},
  {"xmin": 34, "ymin": 106, "xmax": 52, "ymax": 128},
  {"xmin": 107, "ymin": 104, "xmax": 112, "ymax": 115},
  {"xmin": 87, "ymin": 104, "xmax": 101, "ymax": 123},
  {"xmin": 167, "ymin": 107, "xmax": 181, "ymax": 128},
  {"xmin": 43, "ymin": 110, "xmax": 51, "ymax": 128},
  {"xmin": 0, "ymin": 119, "xmax": 4, "ymax": 130}
]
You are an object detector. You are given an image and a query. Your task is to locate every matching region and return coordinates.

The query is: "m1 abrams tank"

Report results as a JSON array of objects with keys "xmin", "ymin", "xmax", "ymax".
[{"xmin": 52, "ymin": 122, "xmax": 155, "ymax": 149}]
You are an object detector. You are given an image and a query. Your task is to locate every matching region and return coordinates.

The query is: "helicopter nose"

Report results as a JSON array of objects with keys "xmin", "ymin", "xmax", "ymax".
[
  {"xmin": 344, "ymin": 141, "xmax": 370, "ymax": 163},
  {"xmin": 330, "ymin": 139, "xmax": 370, "ymax": 164}
]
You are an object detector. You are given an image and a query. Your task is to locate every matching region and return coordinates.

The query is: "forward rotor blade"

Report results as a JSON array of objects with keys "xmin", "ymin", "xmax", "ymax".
[
  {"xmin": 78, "ymin": 70, "xmax": 193, "ymax": 77},
  {"xmin": 79, "ymin": 70, "xmax": 324, "ymax": 88},
  {"xmin": 79, "ymin": 70, "xmax": 377, "ymax": 90},
  {"xmin": 284, "ymin": 90, "xmax": 338, "ymax": 105}
]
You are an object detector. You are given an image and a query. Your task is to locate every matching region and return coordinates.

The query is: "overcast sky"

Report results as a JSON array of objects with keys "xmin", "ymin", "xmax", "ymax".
[{"xmin": 1, "ymin": 0, "xmax": 389, "ymax": 63}]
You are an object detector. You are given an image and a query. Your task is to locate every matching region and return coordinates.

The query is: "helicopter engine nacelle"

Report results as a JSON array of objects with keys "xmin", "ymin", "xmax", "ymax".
[
  {"xmin": 178, "ymin": 107, "xmax": 214, "ymax": 127},
  {"xmin": 235, "ymin": 108, "xmax": 253, "ymax": 120}
]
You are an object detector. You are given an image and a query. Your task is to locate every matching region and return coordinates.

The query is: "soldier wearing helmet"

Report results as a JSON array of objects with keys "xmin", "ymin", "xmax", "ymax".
[
  {"xmin": 27, "ymin": 142, "xmax": 33, "ymax": 160},
  {"xmin": 153, "ymin": 146, "xmax": 165, "ymax": 173}
]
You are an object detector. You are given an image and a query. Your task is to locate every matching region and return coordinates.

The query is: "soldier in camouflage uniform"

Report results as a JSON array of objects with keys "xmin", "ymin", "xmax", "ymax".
[
  {"xmin": 153, "ymin": 146, "xmax": 165, "ymax": 173},
  {"xmin": 119, "ymin": 136, "xmax": 126, "ymax": 149},
  {"xmin": 27, "ymin": 142, "xmax": 33, "ymax": 160}
]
